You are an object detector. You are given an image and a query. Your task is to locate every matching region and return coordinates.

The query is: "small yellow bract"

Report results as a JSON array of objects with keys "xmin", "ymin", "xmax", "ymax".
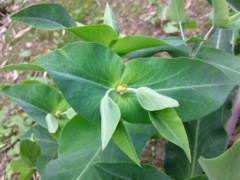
[{"xmin": 115, "ymin": 84, "xmax": 127, "ymax": 95}]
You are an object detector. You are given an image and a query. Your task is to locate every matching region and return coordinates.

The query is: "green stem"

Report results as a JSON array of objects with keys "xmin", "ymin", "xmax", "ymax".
[{"xmin": 179, "ymin": 21, "xmax": 185, "ymax": 41}]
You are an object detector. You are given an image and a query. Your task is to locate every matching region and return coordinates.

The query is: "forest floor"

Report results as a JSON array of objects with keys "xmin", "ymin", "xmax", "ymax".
[{"xmin": 1, "ymin": 0, "xmax": 239, "ymax": 179}]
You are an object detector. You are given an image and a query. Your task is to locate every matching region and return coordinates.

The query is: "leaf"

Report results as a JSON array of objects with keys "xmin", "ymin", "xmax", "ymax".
[
  {"xmin": 187, "ymin": 175, "xmax": 209, "ymax": 180},
  {"xmin": 21, "ymin": 125, "xmax": 58, "ymax": 175},
  {"xmin": 42, "ymin": 116, "xmax": 151, "ymax": 179},
  {"xmin": 94, "ymin": 162, "xmax": 173, "ymax": 180},
  {"xmin": 67, "ymin": 25, "xmax": 118, "ymax": 47},
  {"xmin": 121, "ymin": 57, "xmax": 234, "ymax": 121},
  {"xmin": 100, "ymin": 95, "xmax": 121, "ymax": 149},
  {"xmin": 227, "ymin": 12, "xmax": 240, "ymax": 30},
  {"xmin": 35, "ymin": 42, "xmax": 124, "ymax": 123},
  {"xmin": 111, "ymin": 35, "xmax": 171, "ymax": 56},
  {"xmin": 0, "ymin": 82, "xmax": 62, "ymax": 128},
  {"xmin": 0, "ymin": 63, "xmax": 44, "ymax": 71},
  {"xmin": 208, "ymin": 28, "xmax": 232, "ymax": 53},
  {"xmin": 112, "ymin": 121, "xmax": 140, "ymax": 166},
  {"xmin": 104, "ymin": 3, "xmax": 120, "ymax": 34},
  {"xmin": 211, "ymin": 0, "xmax": 229, "ymax": 28},
  {"xmin": 199, "ymin": 140, "xmax": 240, "ymax": 180},
  {"xmin": 149, "ymin": 108, "xmax": 191, "ymax": 161},
  {"xmin": 197, "ymin": 46, "xmax": 240, "ymax": 85},
  {"xmin": 136, "ymin": 87, "xmax": 179, "ymax": 111},
  {"xmin": 46, "ymin": 113, "xmax": 59, "ymax": 133},
  {"xmin": 165, "ymin": 101, "xmax": 230, "ymax": 179},
  {"xmin": 186, "ymin": 37, "xmax": 207, "ymax": 43},
  {"xmin": 11, "ymin": 140, "xmax": 40, "ymax": 180},
  {"xmin": 167, "ymin": 0, "xmax": 186, "ymax": 22},
  {"xmin": 11, "ymin": 3, "xmax": 74, "ymax": 30}
]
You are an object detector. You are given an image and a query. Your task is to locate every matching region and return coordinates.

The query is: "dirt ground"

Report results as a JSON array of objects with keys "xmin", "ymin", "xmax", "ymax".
[{"xmin": 0, "ymin": 0, "xmax": 233, "ymax": 179}]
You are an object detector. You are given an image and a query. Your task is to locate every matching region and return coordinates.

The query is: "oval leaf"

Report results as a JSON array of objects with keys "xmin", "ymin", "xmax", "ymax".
[
  {"xmin": 100, "ymin": 95, "xmax": 121, "ymax": 149},
  {"xmin": 104, "ymin": 3, "xmax": 120, "ymax": 34},
  {"xmin": 149, "ymin": 108, "xmax": 191, "ymax": 162},
  {"xmin": 112, "ymin": 121, "xmax": 140, "ymax": 166},
  {"xmin": 199, "ymin": 140, "xmax": 240, "ymax": 180},
  {"xmin": 11, "ymin": 3, "xmax": 74, "ymax": 30},
  {"xmin": 46, "ymin": 113, "xmax": 59, "ymax": 133},
  {"xmin": 167, "ymin": 0, "xmax": 186, "ymax": 22},
  {"xmin": 0, "ymin": 63, "xmax": 44, "ymax": 71},
  {"xmin": 211, "ymin": 0, "xmax": 229, "ymax": 28},
  {"xmin": 136, "ymin": 87, "xmax": 179, "ymax": 111}
]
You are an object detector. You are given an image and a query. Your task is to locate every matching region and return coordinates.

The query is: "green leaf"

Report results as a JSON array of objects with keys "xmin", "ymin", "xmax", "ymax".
[
  {"xmin": 136, "ymin": 87, "xmax": 179, "ymax": 111},
  {"xmin": 0, "ymin": 82, "xmax": 62, "ymax": 128},
  {"xmin": 149, "ymin": 108, "xmax": 191, "ymax": 161},
  {"xmin": 11, "ymin": 140, "xmax": 40, "ymax": 180},
  {"xmin": 197, "ymin": 46, "xmax": 240, "ymax": 85},
  {"xmin": 208, "ymin": 29, "xmax": 232, "ymax": 53},
  {"xmin": 112, "ymin": 121, "xmax": 140, "ymax": 166},
  {"xmin": 167, "ymin": 0, "xmax": 186, "ymax": 22},
  {"xmin": 11, "ymin": 3, "xmax": 74, "ymax": 30},
  {"xmin": 121, "ymin": 57, "xmax": 234, "ymax": 121},
  {"xmin": 100, "ymin": 95, "xmax": 121, "ymax": 149},
  {"xmin": 94, "ymin": 162, "xmax": 173, "ymax": 180},
  {"xmin": 187, "ymin": 175, "xmax": 209, "ymax": 180},
  {"xmin": 227, "ymin": 0, "xmax": 240, "ymax": 11},
  {"xmin": 227, "ymin": 12, "xmax": 240, "ymax": 30},
  {"xmin": 111, "ymin": 35, "xmax": 171, "ymax": 56},
  {"xmin": 42, "ymin": 116, "xmax": 150, "ymax": 179},
  {"xmin": 211, "ymin": 0, "xmax": 229, "ymax": 28},
  {"xmin": 46, "ymin": 113, "xmax": 59, "ymax": 133},
  {"xmin": 0, "ymin": 63, "xmax": 44, "ymax": 71},
  {"xmin": 165, "ymin": 101, "xmax": 230, "ymax": 179},
  {"xmin": 67, "ymin": 25, "xmax": 118, "ymax": 47},
  {"xmin": 186, "ymin": 37, "xmax": 207, "ymax": 43},
  {"xmin": 35, "ymin": 42, "xmax": 124, "ymax": 123},
  {"xmin": 199, "ymin": 140, "xmax": 240, "ymax": 180},
  {"xmin": 104, "ymin": 3, "xmax": 120, "ymax": 34},
  {"xmin": 21, "ymin": 125, "xmax": 58, "ymax": 175}
]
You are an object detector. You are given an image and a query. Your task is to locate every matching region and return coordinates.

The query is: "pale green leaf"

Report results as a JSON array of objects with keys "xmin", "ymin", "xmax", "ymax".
[
  {"xmin": 149, "ymin": 108, "xmax": 191, "ymax": 161},
  {"xmin": 199, "ymin": 140, "xmax": 240, "ymax": 180},
  {"xmin": 167, "ymin": 0, "xmax": 186, "ymax": 22},
  {"xmin": 104, "ymin": 3, "xmax": 120, "ymax": 34},
  {"xmin": 0, "ymin": 63, "xmax": 44, "ymax": 71},
  {"xmin": 112, "ymin": 121, "xmax": 140, "ymax": 166},
  {"xmin": 227, "ymin": 12, "xmax": 240, "ymax": 30},
  {"xmin": 136, "ymin": 87, "xmax": 179, "ymax": 111},
  {"xmin": 46, "ymin": 113, "xmax": 59, "ymax": 133},
  {"xmin": 211, "ymin": 0, "xmax": 229, "ymax": 28},
  {"xmin": 11, "ymin": 3, "xmax": 74, "ymax": 30},
  {"xmin": 11, "ymin": 140, "xmax": 40, "ymax": 180},
  {"xmin": 100, "ymin": 95, "xmax": 121, "ymax": 149}
]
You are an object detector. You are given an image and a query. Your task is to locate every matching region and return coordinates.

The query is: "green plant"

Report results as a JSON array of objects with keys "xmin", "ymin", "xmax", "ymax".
[{"xmin": 1, "ymin": 0, "xmax": 240, "ymax": 179}]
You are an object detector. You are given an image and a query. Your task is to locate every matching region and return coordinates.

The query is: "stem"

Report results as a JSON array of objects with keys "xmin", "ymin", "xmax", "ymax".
[
  {"xmin": 192, "ymin": 25, "xmax": 215, "ymax": 57},
  {"xmin": 105, "ymin": 88, "xmax": 115, "ymax": 96},
  {"xmin": 225, "ymin": 88, "xmax": 240, "ymax": 145},
  {"xmin": 127, "ymin": 88, "xmax": 137, "ymax": 93},
  {"xmin": 179, "ymin": 21, "xmax": 185, "ymax": 41}
]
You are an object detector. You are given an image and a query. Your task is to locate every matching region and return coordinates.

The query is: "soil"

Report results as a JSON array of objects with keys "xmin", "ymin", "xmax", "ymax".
[{"xmin": 1, "ymin": 0, "xmax": 240, "ymax": 179}]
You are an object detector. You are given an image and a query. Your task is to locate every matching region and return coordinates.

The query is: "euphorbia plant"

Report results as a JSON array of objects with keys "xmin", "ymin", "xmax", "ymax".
[{"xmin": 1, "ymin": 0, "xmax": 240, "ymax": 179}]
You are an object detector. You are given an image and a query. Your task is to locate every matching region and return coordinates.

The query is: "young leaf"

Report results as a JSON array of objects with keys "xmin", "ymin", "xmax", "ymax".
[
  {"xmin": 0, "ymin": 63, "xmax": 44, "ymax": 71},
  {"xmin": 21, "ymin": 125, "xmax": 58, "ymax": 175},
  {"xmin": 104, "ymin": 3, "xmax": 120, "ymax": 34},
  {"xmin": 11, "ymin": 3, "xmax": 74, "ymax": 30},
  {"xmin": 167, "ymin": 0, "xmax": 186, "ymax": 22},
  {"xmin": 94, "ymin": 162, "xmax": 173, "ymax": 180},
  {"xmin": 100, "ymin": 95, "xmax": 121, "ymax": 149},
  {"xmin": 46, "ymin": 113, "xmax": 59, "ymax": 133},
  {"xmin": 112, "ymin": 121, "xmax": 140, "ymax": 166},
  {"xmin": 199, "ymin": 140, "xmax": 240, "ymax": 180},
  {"xmin": 11, "ymin": 140, "xmax": 40, "ymax": 180},
  {"xmin": 136, "ymin": 87, "xmax": 179, "ymax": 111},
  {"xmin": 211, "ymin": 0, "xmax": 229, "ymax": 28},
  {"xmin": 149, "ymin": 108, "xmax": 191, "ymax": 162},
  {"xmin": 67, "ymin": 25, "xmax": 118, "ymax": 47},
  {"xmin": 227, "ymin": 12, "xmax": 240, "ymax": 30}
]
